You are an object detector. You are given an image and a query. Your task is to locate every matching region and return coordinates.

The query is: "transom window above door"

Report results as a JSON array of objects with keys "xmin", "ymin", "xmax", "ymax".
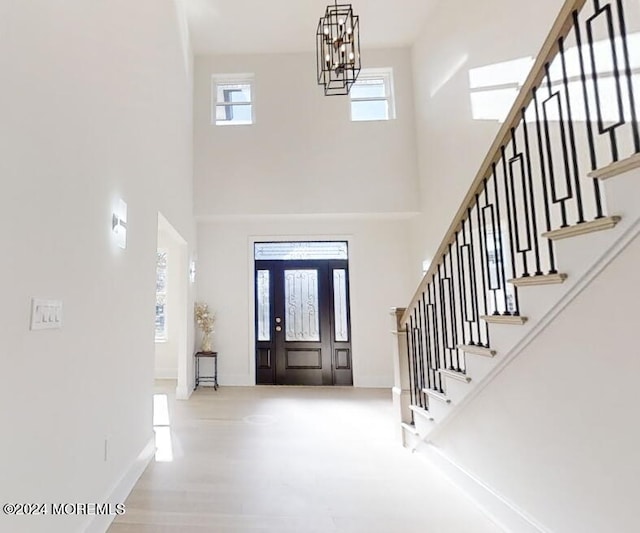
[{"xmin": 254, "ymin": 241, "xmax": 348, "ymax": 261}]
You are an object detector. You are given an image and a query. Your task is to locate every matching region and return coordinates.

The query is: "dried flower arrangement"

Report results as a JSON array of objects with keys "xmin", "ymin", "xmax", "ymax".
[{"xmin": 194, "ymin": 302, "xmax": 215, "ymax": 352}]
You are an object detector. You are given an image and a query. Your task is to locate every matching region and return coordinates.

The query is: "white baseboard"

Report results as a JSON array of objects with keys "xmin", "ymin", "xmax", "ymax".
[
  {"xmin": 175, "ymin": 384, "xmax": 192, "ymax": 400},
  {"xmin": 154, "ymin": 367, "xmax": 178, "ymax": 379},
  {"xmin": 353, "ymin": 376, "xmax": 393, "ymax": 388},
  {"xmin": 416, "ymin": 444, "xmax": 551, "ymax": 533},
  {"xmin": 83, "ymin": 436, "xmax": 155, "ymax": 533},
  {"xmin": 214, "ymin": 374, "xmax": 254, "ymax": 386}
]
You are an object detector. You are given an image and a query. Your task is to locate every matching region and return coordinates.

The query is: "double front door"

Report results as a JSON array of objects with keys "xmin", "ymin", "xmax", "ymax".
[{"xmin": 255, "ymin": 259, "xmax": 352, "ymax": 386}]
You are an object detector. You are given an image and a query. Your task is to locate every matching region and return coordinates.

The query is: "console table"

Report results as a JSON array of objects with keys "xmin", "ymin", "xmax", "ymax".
[{"xmin": 195, "ymin": 351, "xmax": 218, "ymax": 390}]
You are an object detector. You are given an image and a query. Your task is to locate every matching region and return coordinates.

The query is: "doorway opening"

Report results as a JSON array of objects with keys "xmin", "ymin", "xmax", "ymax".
[
  {"xmin": 254, "ymin": 241, "xmax": 353, "ymax": 386},
  {"xmin": 155, "ymin": 213, "xmax": 189, "ymax": 398}
]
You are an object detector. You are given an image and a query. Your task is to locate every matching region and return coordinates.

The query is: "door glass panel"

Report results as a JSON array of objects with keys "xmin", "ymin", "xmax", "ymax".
[
  {"xmin": 285, "ymin": 270, "xmax": 320, "ymax": 341},
  {"xmin": 333, "ymin": 269, "xmax": 349, "ymax": 342},
  {"xmin": 257, "ymin": 270, "xmax": 270, "ymax": 341},
  {"xmin": 255, "ymin": 241, "xmax": 348, "ymax": 260}
]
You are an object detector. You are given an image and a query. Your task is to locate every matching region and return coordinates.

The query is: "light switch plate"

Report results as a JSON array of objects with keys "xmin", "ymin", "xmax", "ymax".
[{"xmin": 30, "ymin": 299, "xmax": 63, "ymax": 330}]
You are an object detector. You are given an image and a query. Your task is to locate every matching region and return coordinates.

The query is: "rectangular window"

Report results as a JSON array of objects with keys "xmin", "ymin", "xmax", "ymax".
[
  {"xmin": 212, "ymin": 75, "xmax": 254, "ymax": 126},
  {"xmin": 155, "ymin": 250, "xmax": 168, "ymax": 342},
  {"xmin": 254, "ymin": 241, "xmax": 348, "ymax": 261},
  {"xmin": 256, "ymin": 270, "xmax": 271, "ymax": 342},
  {"xmin": 333, "ymin": 269, "xmax": 349, "ymax": 342},
  {"xmin": 350, "ymin": 68, "xmax": 395, "ymax": 122}
]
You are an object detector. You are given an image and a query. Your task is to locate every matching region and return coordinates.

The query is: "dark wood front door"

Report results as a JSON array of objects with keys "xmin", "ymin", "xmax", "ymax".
[{"xmin": 255, "ymin": 259, "xmax": 352, "ymax": 386}]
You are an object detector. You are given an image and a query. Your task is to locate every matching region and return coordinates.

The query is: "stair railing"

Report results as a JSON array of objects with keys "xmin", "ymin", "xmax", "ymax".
[{"xmin": 400, "ymin": 0, "xmax": 639, "ymax": 420}]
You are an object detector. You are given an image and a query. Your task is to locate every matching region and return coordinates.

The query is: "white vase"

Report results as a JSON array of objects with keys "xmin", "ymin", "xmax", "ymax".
[{"xmin": 201, "ymin": 331, "xmax": 213, "ymax": 352}]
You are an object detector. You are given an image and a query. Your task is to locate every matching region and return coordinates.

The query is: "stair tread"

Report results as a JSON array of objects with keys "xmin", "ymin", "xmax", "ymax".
[
  {"xmin": 509, "ymin": 273, "xmax": 567, "ymax": 287},
  {"xmin": 438, "ymin": 368, "xmax": 472, "ymax": 383},
  {"xmin": 458, "ymin": 344, "xmax": 497, "ymax": 357},
  {"xmin": 482, "ymin": 315, "xmax": 528, "ymax": 325},
  {"xmin": 542, "ymin": 216, "xmax": 621, "ymax": 241},
  {"xmin": 409, "ymin": 405, "xmax": 435, "ymax": 421},
  {"xmin": 588, "ymin": 153, "xmax": 640, "ymax": 180},
  {"xmin": 401, "ymin": 422, "xmax": 420, "ymax": 435},
  {"xmin": 422, "ymin": 388, "xmax": 451, "ymax": 403}
]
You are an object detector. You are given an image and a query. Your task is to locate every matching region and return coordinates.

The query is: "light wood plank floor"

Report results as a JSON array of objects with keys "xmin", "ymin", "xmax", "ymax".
[{"xmin": 109, "ymin": 382, "xmax": 502, "ymax": 533}]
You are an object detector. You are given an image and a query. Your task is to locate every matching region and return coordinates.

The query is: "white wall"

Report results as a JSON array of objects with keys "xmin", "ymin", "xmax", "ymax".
[
  {"xmin": 193, "ymin": 46, "xmax": 420, "ymax": 388},
  {"xmin": 430, "ymin": 229, "xmax": 640, "ymax": 533},
  {"xmin": 196, "ymin": 216, "xmax": 414, "ymax": 387},
  {"xmin": 0, "ymin": 1, "xmax": 195, "ymax": 532},
  {"xmin": 193, "ymin": 48, "xmax": 419, "ymax": 216},
  {"xmin": 410, "ymin": 0, "xmax": 565, "ymax": 279}
]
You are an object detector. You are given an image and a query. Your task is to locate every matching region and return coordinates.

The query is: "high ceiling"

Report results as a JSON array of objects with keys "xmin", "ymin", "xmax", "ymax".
[{"xmin": 182, "ymin": 0, "xmax": 439, "ymax": 55}]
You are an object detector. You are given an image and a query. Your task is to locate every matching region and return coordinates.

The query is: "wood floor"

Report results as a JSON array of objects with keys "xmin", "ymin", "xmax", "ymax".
[{"xmin": 108, "ymin": 382, "xmax": 502, "ymax": 533}]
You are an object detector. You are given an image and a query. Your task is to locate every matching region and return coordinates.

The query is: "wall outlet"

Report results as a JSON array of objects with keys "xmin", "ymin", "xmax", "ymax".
[{"xmin": 30, "ymin": 299, "xmax": 63, "ymax": 330}]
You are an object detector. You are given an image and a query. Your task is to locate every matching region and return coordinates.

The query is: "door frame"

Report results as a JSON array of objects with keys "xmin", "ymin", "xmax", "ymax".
[
  {"xmin": 247, "ymin": 234, "xmax": 355, "ymax": 386},
  {"xmin": 157, "ymin": 212, "xmax": 190, "ymax": 400}
]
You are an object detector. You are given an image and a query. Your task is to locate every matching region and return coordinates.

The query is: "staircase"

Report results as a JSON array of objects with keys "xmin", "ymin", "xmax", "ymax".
[{"xmin": 392, "ymin": 0, "xmax": 640, "ymax": 530}]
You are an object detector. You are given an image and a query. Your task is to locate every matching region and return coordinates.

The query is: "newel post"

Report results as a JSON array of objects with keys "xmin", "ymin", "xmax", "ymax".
[{"xmin": 390, "ymin": 307, "xmax": 412, "ymax": 443}]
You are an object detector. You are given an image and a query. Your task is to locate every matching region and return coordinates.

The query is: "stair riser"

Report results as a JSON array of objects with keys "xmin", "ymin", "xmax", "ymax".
[
  {"xmin": 442, "ymin": 378, "xmax": 473, "ymax": 404},
  {"xmin": 402, "ymin": 427, "xmax": 422, "ymax": 450},
  {"xmin": 425, "ymin": 397, "xmax": 452, "ymax": 422},
  {"xmin": 413, "ymin": 415, "xmax": 435, "ymax": 437},
  {"xmin": 464, "ymin": 354, "xmax": 496, "ymax": 383}
]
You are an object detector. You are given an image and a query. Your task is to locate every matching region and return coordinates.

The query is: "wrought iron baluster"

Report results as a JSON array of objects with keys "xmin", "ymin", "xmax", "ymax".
[
  {"xmin": 482, "ymin": 179, "xmax": 501, "ymax": 314},
  {"xmin": 414, "ymin": 305, "xmax": 426, "ymax": 402},
  {"xmin": 405, "ymin": 319, "xmax": 416, "ymax": 413},
  {"xmin": 532, "ymin": 87, "xmax": 560, "ymax": 273},
  {"xmin": 500, "ymin": 148, "xmax": 521, "ymax": 315},
  {"xmin": 509, "ymin": 127, "xmax": 532, "ymax": 278},
  {"xmin": 436, "ymin": 262, "xmax": 452, "ymax": 380},
  {"xmin": 615, "ymin": 0, "xmax": 640, "ymax": 153},
  {"xmin": 429, "ymin": 278, "xmax": 443, "ymax": 393},
  {"xmin": 521, "ymin": 109, "xmax": 544, "ymax": 276},
  {"xmin": 469, "ymin": 202, "xmax": 490, "ymax": 347},
  {"xmin": 559, "ymin": 36, "xmax": 586, "ymax": 224},
  {"xmin": 455, "ymin": 230, "xmax": 468, "ymax": 345},
  {"xmin": 544, "ymin": 61, "xmax": 572, "ymax": 229},
  {"xmin": 587, "ymin": 0, "xmax": 624, "ymax": 162},
  {"xmin": 458, "ymin": 219, "xmax": 475, "ymax": 347},
  {"xmin": 573, "ymin": 9, "xmax": 605, "ymax": 219},
  {"xmin": 420, "ymin": 293, "xmax": 434, "ymax": 391},
  {"xmin": 409, "ymin": 315, "xmax": 421, "ymax": 408},
  {"xmin": 448, "ymin": 243, "xmax": 462, "ymax": 372}
]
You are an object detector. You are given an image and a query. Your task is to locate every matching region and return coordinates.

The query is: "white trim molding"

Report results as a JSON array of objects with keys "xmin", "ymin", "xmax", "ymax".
[
  {"xmin": 84, "ymin": 437, "xmax": 155, "ymax": 533},
  {"xmin": 416, "ymin": 444, "xmax": 552, "ymax": 533}
]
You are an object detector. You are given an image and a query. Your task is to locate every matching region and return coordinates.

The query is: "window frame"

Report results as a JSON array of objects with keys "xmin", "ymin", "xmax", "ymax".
[
  {"xmin": 155, "ymin": 249, "xmax": 169, "ymax": 343},
  {"xmin": 350, "ymin": 68, "xmax": 396, "ymax": 122},
  {"xmin": 211, "ymin": 74, "xmax": 255, "ymax": 126}
]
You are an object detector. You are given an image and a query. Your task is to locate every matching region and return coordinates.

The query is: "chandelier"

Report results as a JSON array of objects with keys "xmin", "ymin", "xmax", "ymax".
[{"xmin": 316, "ymin": 1, "xmax": 361, "ymax": 96}]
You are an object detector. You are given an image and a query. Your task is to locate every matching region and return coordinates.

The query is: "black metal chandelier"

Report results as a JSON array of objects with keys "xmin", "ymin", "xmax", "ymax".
[{"xmin": 316, "ymin": 1, "xmax": 361, "ymax": 96}]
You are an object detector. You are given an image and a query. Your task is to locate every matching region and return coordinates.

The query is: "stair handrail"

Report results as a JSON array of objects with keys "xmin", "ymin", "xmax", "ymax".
[{"xmin": 401, "ymin": 0, "xmax": 588, "ymax": 325}]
